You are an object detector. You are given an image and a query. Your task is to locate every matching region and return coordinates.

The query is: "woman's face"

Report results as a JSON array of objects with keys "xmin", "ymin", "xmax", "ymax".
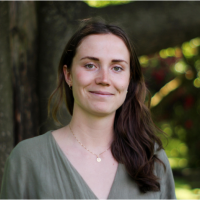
[{"xmin": 64, "ymin": 34, "xmax": 130, "ymax": 117}]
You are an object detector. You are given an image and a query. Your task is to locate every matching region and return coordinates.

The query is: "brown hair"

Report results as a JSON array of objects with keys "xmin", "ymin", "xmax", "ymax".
[{"xmin": 48, "ymin": 20, "xmax": 165, "ymax": 193}]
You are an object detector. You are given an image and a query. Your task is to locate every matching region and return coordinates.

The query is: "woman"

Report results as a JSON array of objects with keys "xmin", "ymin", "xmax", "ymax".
[{"xmin": 0, "ymin": 21, "xmax": 176, "ymax": 199}]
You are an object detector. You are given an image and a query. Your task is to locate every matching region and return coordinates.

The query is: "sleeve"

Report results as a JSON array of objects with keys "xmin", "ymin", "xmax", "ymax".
[
  {"xmin": 0, "ymin": 142, "xmax": 31, "ymax": 199},
  {"xmin": 154, "ymin": 149, "xmax": 177, "ymax": 199}
]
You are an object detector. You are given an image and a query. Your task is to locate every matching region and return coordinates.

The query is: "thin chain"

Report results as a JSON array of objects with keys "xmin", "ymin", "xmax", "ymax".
[{"xmin": 69, "ymin": 124, "xmax": 110, "ymax": 158}]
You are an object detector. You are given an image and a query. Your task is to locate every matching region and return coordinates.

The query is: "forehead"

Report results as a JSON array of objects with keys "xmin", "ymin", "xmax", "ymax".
[{"xmin": 75, "ymin": 34, "xmax": 130, "ymax": 61}]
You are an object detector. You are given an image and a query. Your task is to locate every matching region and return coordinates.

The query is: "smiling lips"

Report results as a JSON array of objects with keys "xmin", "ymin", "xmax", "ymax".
[{"xmin": 89, "ymin": 91, "xmax": 114, "ymax": 96}]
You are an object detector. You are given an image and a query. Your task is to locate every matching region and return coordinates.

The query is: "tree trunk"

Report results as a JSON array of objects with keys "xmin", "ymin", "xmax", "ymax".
[
  {"xmin": 46, "ymin": 1, "xmax": 200, "ymax": 56},
  {"xmin": 9, "ymin": 1, "xmax": 39, "ymax": 142},
  {"xmin": 0, "ymin": 1, "xmax": 13, "ymax": 189}
]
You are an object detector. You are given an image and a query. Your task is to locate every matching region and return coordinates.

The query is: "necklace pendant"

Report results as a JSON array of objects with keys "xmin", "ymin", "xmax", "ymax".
[{"xmin": 97, "ymin": 157, "xmax": 101, "ymax": 162}]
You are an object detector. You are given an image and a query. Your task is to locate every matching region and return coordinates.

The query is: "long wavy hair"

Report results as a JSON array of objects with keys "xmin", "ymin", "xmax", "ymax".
[{"xmin": 48, "ymin": 20, "xmax": 165, "ymax": 193}]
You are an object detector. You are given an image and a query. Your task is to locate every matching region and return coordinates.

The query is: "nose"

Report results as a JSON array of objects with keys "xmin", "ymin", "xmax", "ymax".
[{"xmin": 95, "ymin": 67, "xmax": 110, "ymax": 86}]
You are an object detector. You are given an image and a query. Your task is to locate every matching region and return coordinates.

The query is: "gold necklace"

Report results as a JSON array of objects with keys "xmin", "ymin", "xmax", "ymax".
[{"xmin": 69, "ymin": 125, "xmax": 110, "ymax": 162}]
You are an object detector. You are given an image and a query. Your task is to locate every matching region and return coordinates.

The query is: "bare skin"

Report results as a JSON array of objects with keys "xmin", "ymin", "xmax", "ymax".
[{"xmin": 52, "ymin": 34, "xmax": 130, "ymax": 199}]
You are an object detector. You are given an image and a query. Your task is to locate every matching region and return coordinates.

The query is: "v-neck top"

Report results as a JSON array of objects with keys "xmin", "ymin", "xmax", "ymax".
[{"xmin": 0, "ymin": 131, "xmax": 176, "ymax": 199}]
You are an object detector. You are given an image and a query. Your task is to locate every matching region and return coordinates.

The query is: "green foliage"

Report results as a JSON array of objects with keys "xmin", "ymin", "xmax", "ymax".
[
  {"xmin": 139, "ymin": 37, "xmax": 200, "ymax": 169},
  {"xmin": 141, "ymin": 38, "xmax": 200, "ymax": 198},
  {"xmin": 175, "ymin": 177, "xmax": 200, "ymax": 199},
  {"xmin": 84, "ymin": 0, "xmax": 131, "ymax": 8}
]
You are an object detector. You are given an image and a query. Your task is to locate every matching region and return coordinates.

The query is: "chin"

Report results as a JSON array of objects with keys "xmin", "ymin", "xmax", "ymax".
[
  {"xmin": 91, "ymin": 111, "xmax": 115, "ymax": 118},
  {"xmin": 88, "ymin": 106, "xmax": 117, "ymax": 117}
]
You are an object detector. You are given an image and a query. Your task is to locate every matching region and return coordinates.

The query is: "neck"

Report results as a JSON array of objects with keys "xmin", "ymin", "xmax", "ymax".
[{"xmin": 68, "ymin": 105, "xmax": 115, "ymax": 153}]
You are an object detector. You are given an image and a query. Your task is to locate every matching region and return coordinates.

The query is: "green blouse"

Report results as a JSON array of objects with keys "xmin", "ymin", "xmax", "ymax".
[{"xmin": 0, "ymin": 131, "xmax": 176, "ymax": 199}]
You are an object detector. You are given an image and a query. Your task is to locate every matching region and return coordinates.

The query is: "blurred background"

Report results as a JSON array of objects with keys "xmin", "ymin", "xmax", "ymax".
[{"xmin": 0, "ymin": 1, "xmax": 200, "ymax": 198}]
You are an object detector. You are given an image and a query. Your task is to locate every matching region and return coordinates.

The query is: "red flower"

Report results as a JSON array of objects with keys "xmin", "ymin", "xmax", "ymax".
[
  {"xmin": 185, "ymin": 120, "xmax": 193, "ymax": 129},
  {"xmin": 152, "ymin": 70, "xmax": 165, "ymax": 83},
  {"xmin": 184, "ymin": 96, "xmax": 194, "ymax": 110}
]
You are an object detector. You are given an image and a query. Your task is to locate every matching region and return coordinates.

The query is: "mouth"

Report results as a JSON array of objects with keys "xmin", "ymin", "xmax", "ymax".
[{"xmin": 89, "ymin": 91, "xmax": 114, "ymax": 96}]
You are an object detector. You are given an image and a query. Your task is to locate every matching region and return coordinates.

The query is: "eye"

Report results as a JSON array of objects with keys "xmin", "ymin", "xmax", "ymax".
[
  {"xmin": 113, "ymin": 66, "xmax": 123, "ymax": 72},
  {"xmin": 85, "ymin": 63, "xmax": 96, "ymax": 69}
]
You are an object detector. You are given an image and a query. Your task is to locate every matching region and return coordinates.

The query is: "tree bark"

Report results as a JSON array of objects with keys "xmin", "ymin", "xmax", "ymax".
[
  {"xmin": 38, "ymin": 2, "xmax": 74, "ymax": 134},
  {"xmin": 47, "ymin": 1, "xmax": 200, "ymax": 56},
  {"xmin": 0, "ymin": 2, "xmax": 13, "ymax": 189},
  {"xmin": 9, "ymin": 1, "xmax": 39, "ymax": 142}
]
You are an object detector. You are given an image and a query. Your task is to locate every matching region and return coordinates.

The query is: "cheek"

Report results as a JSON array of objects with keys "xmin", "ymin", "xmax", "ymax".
[
  {"xmin": 75, "ymin": 72, "xmax": 83, "ymax": 83},
  {"xmin": 115, "ymin": 77, "xmax": 130, "ymax": 92},
  {"xmin": 73, "ymin": 70, "xmax": 92, "ymax": 87}
]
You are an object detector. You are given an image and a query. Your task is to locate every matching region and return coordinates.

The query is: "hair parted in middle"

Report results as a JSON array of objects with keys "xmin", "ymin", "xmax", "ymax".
[{"xmin": 48, "ymin": 19, "xmax": 165, "ymax": 193}]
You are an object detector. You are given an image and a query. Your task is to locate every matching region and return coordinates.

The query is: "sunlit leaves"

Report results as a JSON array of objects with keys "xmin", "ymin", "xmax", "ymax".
[
  {"xmin": 139, "ymin": 56, "xmax": 148, "ymax": 67},
  {"xmin": 175, "ymin": 179, "xmax": 200, "ymax": 199},
  {"xmin": 84, "ymin": 0, "xmax": 131, "ymax": 8},
  {"xmin": 160, "ymin": 123, "xmax": 188, "ymax": 169},
  {"xmin": 193, "ymin": 78, "xmax": 200, "ymax": 88},
  {"xmin": 182, "ymin": 41, "xmax": 199, "ymax": 58},
  {"xmin": 190, "ymin": 38, "xmax": 200, "ymax": 47},
  {"xmin": 185, "ymin": 70, "xmax": 194, "ymax": 80},
  {"xmin": 174, "ymin": 60, "xmax": 188, "ymax": 73},
  {"xmin": 195, "ymin": 59, "xmax": 200, "ymax": 71}
]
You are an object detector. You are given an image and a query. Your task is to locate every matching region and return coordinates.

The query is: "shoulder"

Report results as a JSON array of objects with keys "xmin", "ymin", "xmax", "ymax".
[
  {"xmin": 154, "ymin": 143, "xmax": 170, "ymax": 167},
  {"xmin": 155, "ymin": 148, "xmax": 170, "ymax": 166},
  {"xmin": 9, "ymin": 131, "xmax": 52, "ymax": 162},
  {"xmin": 153, "ymin": 142, "xmax": 172, "ymax": 177},
  {"xmin": 154, "ymin": 145, "xmax": 176, "ymax": 198},
  {"xmin": 0, "ymin": 131, "xmax": 53, "ymax": 198},
  {"xmin": 153, "ymin": 145, "xmax": 173, "ymax": 179}
]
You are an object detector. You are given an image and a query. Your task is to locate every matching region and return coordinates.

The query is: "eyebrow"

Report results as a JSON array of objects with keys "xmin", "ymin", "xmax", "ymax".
[{"xmin": 80, "ymin": 56, "xmax": 128, "ymax": 64}]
